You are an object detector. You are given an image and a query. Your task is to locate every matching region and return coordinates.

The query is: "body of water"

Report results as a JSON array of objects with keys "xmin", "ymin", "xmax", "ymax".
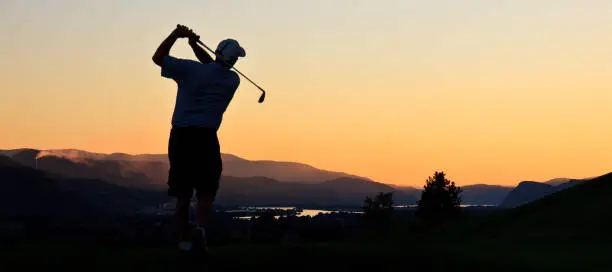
[
  {"xmin": 226, "ymin": 206, "xmax": 362, "ymax": 220},
  {"xmin": 393, "ymin": 204, "xmax": 498, "ymax": 208},
  {"xmin": 145, "ymin": 203, "xmax": 497, "ymax": 217}
]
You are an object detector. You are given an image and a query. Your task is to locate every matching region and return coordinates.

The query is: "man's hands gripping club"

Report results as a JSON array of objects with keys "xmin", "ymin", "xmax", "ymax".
[
  {"xmin": 153, "ymin": 24, "xmax": 211, "ymax": 66},
  {"xmin": 183, "ymin": 25, "xmax": 214, "ymax": 64},
  {"xmin": 172, "ymin": 24, "xmax": 197, "ymax": 39}
]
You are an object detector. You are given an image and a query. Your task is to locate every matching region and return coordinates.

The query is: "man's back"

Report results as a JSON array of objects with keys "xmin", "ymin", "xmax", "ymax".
[{"xmin": 162, "ymin": 56, "xmax": 240, "ymax": 129}]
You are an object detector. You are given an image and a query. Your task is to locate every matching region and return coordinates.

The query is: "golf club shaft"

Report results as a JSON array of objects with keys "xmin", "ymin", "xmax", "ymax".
[{"xmin": 195, "ymin": 40, "xmax": 266, "ymax": 95}]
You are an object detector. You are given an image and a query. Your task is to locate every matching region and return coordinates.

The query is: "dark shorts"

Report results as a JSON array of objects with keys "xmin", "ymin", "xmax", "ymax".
[{"xmin": 167, "ymin": 126, "xmax": 222, "ymax": 199}]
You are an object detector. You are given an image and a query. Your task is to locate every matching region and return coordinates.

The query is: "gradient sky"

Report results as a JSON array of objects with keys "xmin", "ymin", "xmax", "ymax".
[{"xmin": 1, "ymin": 0, "xmax": 610, "ymax": 186}]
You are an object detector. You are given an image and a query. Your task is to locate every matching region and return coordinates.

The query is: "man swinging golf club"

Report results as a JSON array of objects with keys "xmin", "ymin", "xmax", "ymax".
[{"xmin": 152, "ymin": 24, "xmax": 246, "ymax": 254}]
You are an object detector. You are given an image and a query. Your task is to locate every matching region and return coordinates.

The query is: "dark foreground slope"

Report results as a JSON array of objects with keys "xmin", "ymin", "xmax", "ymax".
[
  {"xmin": 4, "ymin": 233, "xmax": 610, "ymax": 272},
  {"xmin": 2, "ymin": 242, "xmax": 554, "ymax": 272},
  {"xmin": 432, "ymin": 172, "xmax": 612, "ymax": 271},
  {"xmin": 500, "ymin": 177, "xmax": 591, "ymax": 208},
  {"xmin": 3, "ymin": 170, "xmax": 611, "ymax": 271},
  {"xmin": 466, "ymin": 172, "xmax": 612, "ymax": 240}
]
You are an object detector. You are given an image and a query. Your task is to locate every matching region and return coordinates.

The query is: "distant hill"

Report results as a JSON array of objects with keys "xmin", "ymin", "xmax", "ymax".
[
  {"xmin": 0, "ymin": 149, "xmax": 370, "ymax": 185},
  {"xmin": 216, "ymin": 177, "xmax": 419, "ymax": 207},
  {"xmin": 461, "ymin": 184, "xmax": 514, "ymax": 206},
  {"xmin": 0, "ymin": 149, "xmax": 167, "ymax": 188},
  {"xmin": 398, "ymin": 184, "xmax": 513, "ymax": 206},
  {"xmin": 0, "ymin": 155, "xmax": 19, "ymax": 167},
  {"xmin": 499, "ymin": 181, "xmax": 553, "ymax": 208},
  {"xmin": 469, "ymin": 172, "xmax": 612, "ymax": 240},
  {"xmin": 0, "ymin": 156, "xmax": 164, "ymax": 218},
  {"xmin": 391, "ymin": 185, "xmax": 420, "ymax": 191},
  {"xmin": 543, "ymin": 178, "xmax": 571, "ymax": 186},
  {"xmin": 500, "ymin": 176, "xmax": 595, "ymax": 208}
]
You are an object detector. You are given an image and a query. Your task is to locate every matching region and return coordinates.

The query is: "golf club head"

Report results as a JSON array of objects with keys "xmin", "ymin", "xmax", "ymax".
[{"xmin": 258, "ymin": 92, "xmax": 266, "ymax": 103}]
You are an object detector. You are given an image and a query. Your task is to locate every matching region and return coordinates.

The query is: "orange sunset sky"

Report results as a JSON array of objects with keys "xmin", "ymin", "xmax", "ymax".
[{"xmin": 1, "ymin": 1, "xmax": 610, "ymax": 186}]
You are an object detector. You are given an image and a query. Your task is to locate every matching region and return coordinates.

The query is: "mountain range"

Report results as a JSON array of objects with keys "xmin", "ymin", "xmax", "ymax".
[
  {"xmin": 0, "ymin": 149, "xmax": 420, "ymax": 210},
  {"xmin": 0, "ymin": 155, "xmax": 164, "ymax": 217},
  {"xmin": 1, "ymin": 148, "xmax": 605, "ymax": 210},
  {"xmin": 1, "ymin": 149, "xmax": 369, "ymax": 186}
]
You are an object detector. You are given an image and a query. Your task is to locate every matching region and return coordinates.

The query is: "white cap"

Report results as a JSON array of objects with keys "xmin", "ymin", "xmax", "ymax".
[{"xmin": 215, "ymin": 39, "xmax": 246, "ymax": 62}]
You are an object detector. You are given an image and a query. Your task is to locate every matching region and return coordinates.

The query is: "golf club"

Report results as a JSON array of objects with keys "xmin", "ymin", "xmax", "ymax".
[{"xmin": 194, "ymin": 38, "xmax": 266, "ymax": 104}]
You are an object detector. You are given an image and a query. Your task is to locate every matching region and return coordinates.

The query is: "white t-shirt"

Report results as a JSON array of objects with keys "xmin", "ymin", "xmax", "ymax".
[{"xmin": 161, "ymin": 56, "xmax": 240, "ymax": 130}]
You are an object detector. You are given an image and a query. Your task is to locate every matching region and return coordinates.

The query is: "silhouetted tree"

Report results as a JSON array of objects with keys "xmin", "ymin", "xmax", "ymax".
[
  {"xmin": 362, "ymin": 192, "xmax": 394, "ymax": 228},
  {"xmin": 416, "ymin": 171, "xmax": 462, "ymax": 225},
  {"xmin": 363, "ymin": 192, "xmax": 394, "ymax": 213}
]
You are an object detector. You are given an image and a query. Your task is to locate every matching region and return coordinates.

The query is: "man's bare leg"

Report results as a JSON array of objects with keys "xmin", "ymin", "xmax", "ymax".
[
  {"xmin": 175, "ymin": 197, "xmax": 192, "ymax": 251},
  {"xmin": 196, "ymin": 194, "xmax": 214, "ymax": 227},
  {"xmin": 193, "ymin": 194, "xmax": 214, "ymax": 250}
]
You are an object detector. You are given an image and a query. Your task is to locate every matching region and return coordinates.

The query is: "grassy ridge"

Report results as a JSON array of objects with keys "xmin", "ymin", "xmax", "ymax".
[{"xmin": 4, "ymin": 240, "xmax": 610, "ymax": 271}]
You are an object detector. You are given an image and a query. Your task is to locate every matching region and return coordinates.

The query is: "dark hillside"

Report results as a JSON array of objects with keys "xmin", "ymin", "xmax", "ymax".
[{"xmin": 464, "ymin": 172, "xmax": 612, "ymax": 240}]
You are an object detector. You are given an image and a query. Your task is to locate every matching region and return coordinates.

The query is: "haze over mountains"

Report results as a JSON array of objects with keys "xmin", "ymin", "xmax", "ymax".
[
  {"xmin": 0, "ymin": 149, "xmax": 419, "ymax": 209},
  {"xmin": 1, "ymin": 149, "xmax": 368, "ymax": 185},
  {"xmin": 0, "ymin": 148, "xmax": 606, "ymax": 209}
]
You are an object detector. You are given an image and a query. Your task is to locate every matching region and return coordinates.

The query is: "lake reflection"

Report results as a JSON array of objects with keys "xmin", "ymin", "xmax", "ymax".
[
  {"xmin": 229, "ymin": 206, "xmax": 360, "ymax": 220},
  {"xmin": 298, "ymin": 209, "xmax": 334, "ymax": 217}
]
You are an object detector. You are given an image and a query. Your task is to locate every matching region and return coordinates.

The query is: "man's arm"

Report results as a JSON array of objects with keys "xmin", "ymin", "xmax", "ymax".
[
  {"xmin": 189, "ymin": 37, "xmax": 214, "ymax": 64},
  {"xmin": 152, "ymin": 25, "xmax": 195, "ymax": 66},
  {"xmin": 152, "ymin": 32, "xmax": 179, "ymax": 66}
]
